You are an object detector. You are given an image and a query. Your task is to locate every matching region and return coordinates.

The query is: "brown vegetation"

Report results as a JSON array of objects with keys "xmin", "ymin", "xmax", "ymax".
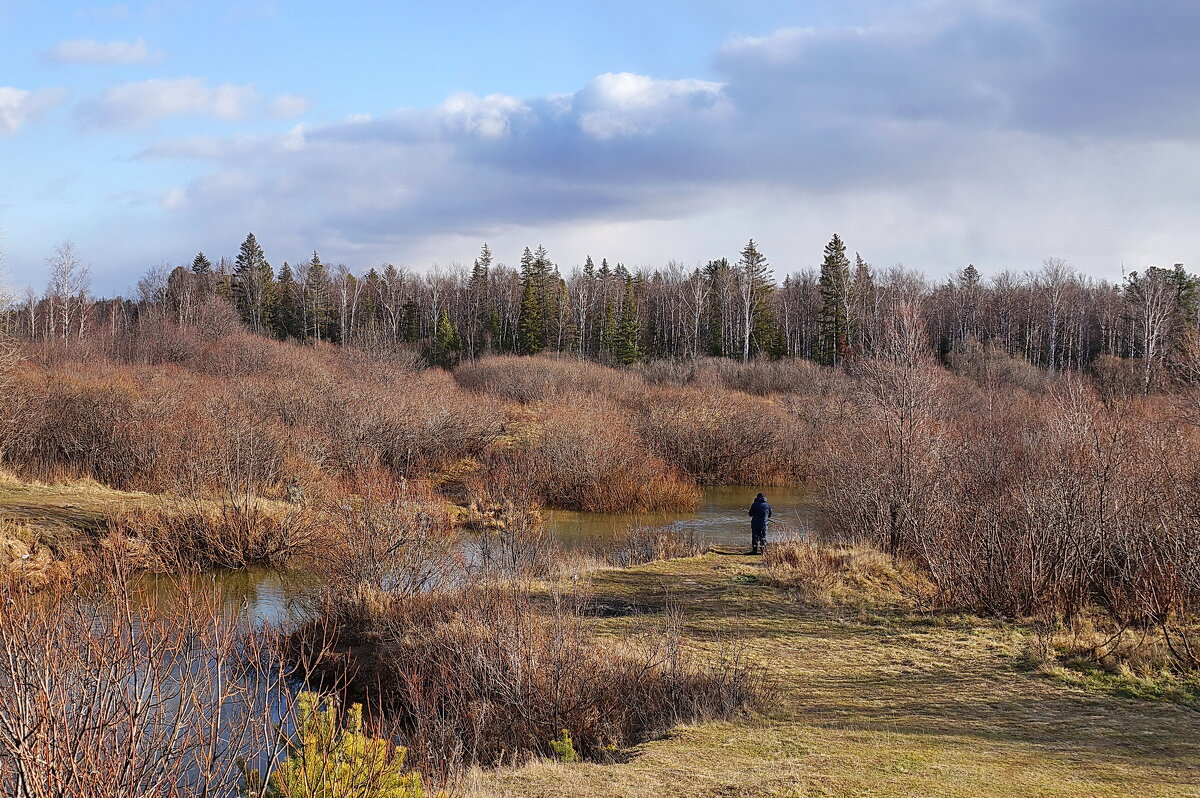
[
  {"xmin": 816, "ymin": 352, "xmax": 1200, "ymax": 672},
  {"xmin": 0, "ymin": 566, "xmax": 302, "ymax": 796},
  {"xmin": 297, "ymin": 583, "xmax": 758, "ymax": 782}
]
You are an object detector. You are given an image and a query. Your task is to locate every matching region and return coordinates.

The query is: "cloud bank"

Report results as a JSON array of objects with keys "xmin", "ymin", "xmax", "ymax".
[{"xmin": 142, "ymin": 0, "xmax": 1200, "ymax": 272}]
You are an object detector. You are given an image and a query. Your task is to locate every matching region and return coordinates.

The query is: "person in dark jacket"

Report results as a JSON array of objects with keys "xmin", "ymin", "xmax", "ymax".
[{"xmin": 748, "ymin": 493, "xmax": 772, "ymax": 555}]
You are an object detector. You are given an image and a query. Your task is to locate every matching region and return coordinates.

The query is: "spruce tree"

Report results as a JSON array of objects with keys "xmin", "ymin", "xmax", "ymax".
[
  {"xmin": 274, "ymin": 262, "xmax": 301, "ymax": 339},
  {"xmin": 613, "ymin": 276, "xmax": 642, "ymax": 366},
  {"xmin": 428, "ymin": 307, "xmax": 462, "ymax": 368},
  {"xmin": 850, "ymin": 253, "xmax": 876, "ymax": 357},
  {"xmin": 736, "ymin": 239, "xmax": 774, "ymax": 362},
  {"xmin": 233, "ymin": 233, "xmax": 275, "ymax": 334},
  {"xmin": 517, "ymin": 246, "xmax": 551, "ymax": 355},
  {"xmin": 191, "ymin": 252, "xmax": 212, "ymax": 275},
  {"xmin": 304, "ymin": 250, "xmax": 332, "ymax": 342},
  {"xmin": 467, "ymin": 243, "xmax": 492, "ymax": 358},
  {"xmin": 818, "ymin": 234, "xmax": 852, "ymax": 366}
]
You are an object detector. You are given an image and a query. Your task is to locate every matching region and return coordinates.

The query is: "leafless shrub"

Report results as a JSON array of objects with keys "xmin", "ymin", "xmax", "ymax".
[
  {"xmin": 470, "ymin": 498, "xmax": 560, "ymax": 579},
  {"xmin": 105, "ymin": 498, "xmax": 319, "ymax": 570},
  {"xmin": 454, "ymin": 354, "xmax": 643, "ymax": 404},
  {"xmin": 637, "ymin": 386, "xmax": 807, "ymax": 484},
  {"xmin": 494, "ymin": 398, "xmax": 700, "ymax": 512},
  {"xmin": 295, "ymin": 583, "xmax": 760, "ymax": 784},
  {"xmin": 305, "ymin": 480, "xmax": 467, "ymax": 632},
  {"xmin": 599, "ymin": 526, "xmax": 705, "ymax": 567},
  {"xmin": 818, "ymin": 363, "xmax": 1200, "ymax": 670},
  {"xmin": 0, "ymin": 566, "xmax": 303, "ymax": 797}
]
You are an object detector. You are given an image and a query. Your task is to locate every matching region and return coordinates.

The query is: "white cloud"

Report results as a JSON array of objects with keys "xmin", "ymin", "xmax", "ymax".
[
  {"xmin": 46, "ymin": 38, "xmax": 163, "ymax": 65},
  {"xmin": 0, "ymin": 87, "xmax": 66, "ymax": 135},
  {"xmin": 268, "ymin": 93, "xmax": 311, "ymax": 119},
  {"xmin": 576, "ymin": 72, "xmax": 727, "ymax": 140},
  {"xmin": 131, "ymin": 2, "xmax": 1200, "ymax": 276},
  {"xmin": 75, "ymin": 78, "xmax": 260, "ymax": 127},
  {"xmin": 438, "ymin": 92, "xmax": 527, "ymax": 138}
]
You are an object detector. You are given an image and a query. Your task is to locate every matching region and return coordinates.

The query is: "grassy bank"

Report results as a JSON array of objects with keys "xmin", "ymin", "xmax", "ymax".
[{"xmin": 467, "ymin": 551, "xmax": 1200, "ymax": 798}]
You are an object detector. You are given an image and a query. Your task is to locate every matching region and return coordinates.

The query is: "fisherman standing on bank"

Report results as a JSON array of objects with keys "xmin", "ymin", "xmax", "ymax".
[{"xmin": 749, "ymin": 492, "xmax": 772, "ymax": 555}]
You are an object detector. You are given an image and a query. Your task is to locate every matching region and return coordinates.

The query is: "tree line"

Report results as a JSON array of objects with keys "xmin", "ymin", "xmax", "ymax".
[{"xmin": 8, "ymin": 232, "xmax": 1198, "ymax": 389}]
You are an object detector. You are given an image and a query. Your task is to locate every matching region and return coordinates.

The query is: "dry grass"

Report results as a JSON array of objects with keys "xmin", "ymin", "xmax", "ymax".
[
  {"xmin": 762, "ymin": 539, "xmax": 937, "ymax": 609},
  {"xmin": 465, "ymin": 552, "xmax": 1200, "ymax": 798}
]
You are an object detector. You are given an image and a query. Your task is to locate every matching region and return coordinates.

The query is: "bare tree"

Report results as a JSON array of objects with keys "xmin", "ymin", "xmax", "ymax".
[{"xmin": 45, "ymin": 241, "xmax": 91, "ymax": 342}]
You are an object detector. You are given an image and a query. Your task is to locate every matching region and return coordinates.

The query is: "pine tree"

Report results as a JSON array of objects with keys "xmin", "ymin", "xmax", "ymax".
[
  {"xmin": 233, "ymin": 233, "xmax": 275, "ymax": 334},
  {"xmin": 191, "ymin": 252, "xmax": 212, "ymax": 274},
  {"xmin": 818, "ymin": 234, "xmax": 852, "ymax": 366}
]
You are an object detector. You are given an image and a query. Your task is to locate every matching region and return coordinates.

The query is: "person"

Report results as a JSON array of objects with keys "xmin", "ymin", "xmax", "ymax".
[{"xmin": 748, "ymin": 492, "xmax": 772, "ymax": 555}]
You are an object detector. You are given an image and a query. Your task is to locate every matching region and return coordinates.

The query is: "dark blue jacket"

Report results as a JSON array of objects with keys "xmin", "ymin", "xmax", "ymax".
[{"xmin": 749, "ymin": 497, "xmax": 772, "ymax": 531}]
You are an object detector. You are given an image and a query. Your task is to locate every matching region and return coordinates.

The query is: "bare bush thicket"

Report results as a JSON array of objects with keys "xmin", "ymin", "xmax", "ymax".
[
  {"xmin": 0, "ymin": 568, "xmax": 302, "ymax": 796},
  {"xmin": 298, "ymin": 584, "xmax": 759, "ymax": 782},
  {"xmin": 818, "ymin": 361, "xmax": 1200, "ymax": 667},
  {"xmin": 105, "ymin": 498, "xmax": 320, "ymax": 570},
  {"xmin": 600, "ymin": 526, "xmax": 706, "ymax": 567}
]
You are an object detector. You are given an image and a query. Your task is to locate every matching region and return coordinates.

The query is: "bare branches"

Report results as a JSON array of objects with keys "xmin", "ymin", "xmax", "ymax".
[{"xmin": 0, "ymin": 569, "xmax": 301, "ymax": 797}]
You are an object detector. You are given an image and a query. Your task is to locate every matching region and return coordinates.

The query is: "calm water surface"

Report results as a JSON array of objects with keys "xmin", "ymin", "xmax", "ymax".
[
  {"xmin": 546, "ymin": 484, "xmax": 819, "ymax": 549},
  {"xmin": 175, "ymin": 485, "xmax": 819, "ymax": 623}
]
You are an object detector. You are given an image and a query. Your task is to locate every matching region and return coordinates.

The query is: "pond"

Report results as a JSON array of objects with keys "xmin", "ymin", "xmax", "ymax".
[
  {"xmin": 147, "ymin": 485, "xmax": 820, "ymax": 625},
  {"xmin": 545, "ymin": 484, "xmax": 819, "ymax": 549}
]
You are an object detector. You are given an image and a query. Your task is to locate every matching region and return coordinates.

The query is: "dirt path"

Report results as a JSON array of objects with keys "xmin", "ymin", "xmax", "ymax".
[{"xmin": 471, "ymin": 553, "xmax": 1200, "ymax": 798}]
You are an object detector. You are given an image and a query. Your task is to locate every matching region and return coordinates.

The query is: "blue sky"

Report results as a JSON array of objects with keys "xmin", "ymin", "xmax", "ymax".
[{"xmin": 2, "ymin": 0, "xmax": 1199, "ymax": 292}]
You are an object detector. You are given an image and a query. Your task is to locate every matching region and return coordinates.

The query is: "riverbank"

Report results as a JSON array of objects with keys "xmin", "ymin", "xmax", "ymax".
[{"xmin": 467, "ymin": 551, "xmax": 1200, "ymax": 798}]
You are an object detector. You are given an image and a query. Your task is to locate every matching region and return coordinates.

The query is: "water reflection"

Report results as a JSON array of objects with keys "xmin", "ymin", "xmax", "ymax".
[
  {"xmin": 132, "ymin": 567, "xmax": 314, "ymax": 627},
  {"xmin": 144, "ymin": 486, "xmax": 819, "ymax": 612},
  {"xmin": 546, "ymin": 484, "xmax": 818, "ymax": 550}
]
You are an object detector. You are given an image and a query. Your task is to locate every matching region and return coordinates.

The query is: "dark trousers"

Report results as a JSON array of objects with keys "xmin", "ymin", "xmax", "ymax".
[{"xmin": 751, "ymin": 526, "xmax": 767, "ymax": 552}]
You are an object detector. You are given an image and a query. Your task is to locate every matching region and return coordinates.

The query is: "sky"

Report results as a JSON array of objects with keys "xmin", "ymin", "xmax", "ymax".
[{"xmin": 1, "ymin": 0, "xmax": 1199, "ymax": 293}]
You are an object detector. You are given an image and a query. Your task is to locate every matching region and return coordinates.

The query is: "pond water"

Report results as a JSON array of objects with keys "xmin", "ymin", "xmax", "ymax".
[
  {"xmin": 162, "ymin": 485, "xmax": 820, "ymax": 625},
  {"xmin": 546, "ymin": 484, "xmax": 820, "ymax": 549}
]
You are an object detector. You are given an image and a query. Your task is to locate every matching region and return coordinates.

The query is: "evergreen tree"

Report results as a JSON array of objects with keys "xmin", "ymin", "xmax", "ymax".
[
  {"xmin": 304, "ymin": 250, "xmax": 333, "ymax": 342},
  {"xmin": 191, "ymin": 252, "xmax": 212, "ymax": 275},
  {"xmin": 274, "ymin": 262, "xmax": 302, "ymax": 339},
  {"xmin": 818, "ymin": 234, "xmax": 852, "ymax": 366},
  {"xmin": 401, "ymin": 300, "xmax": 421, "ymax": 343},
  {"xmin": 736, "ymin": 239, "xmax": 775, "ymax": 362},
  {"xmin": 427, "ymin": 307, "xmax": 462, "ymax": 368},
  {"xmin": 517, "ymin": 246, "xmax": 552, "ymax": 355},
  {"xmin": 467, "ymin": 243, "xmax": 492, "ymax": 358},
  {"xmin": 850, "ymin": 253, "xmax": 876, "ymax": 357},
  {"xmin": 704, "ymin": 257, "xmax": 733, "ymax": 357},
  {"xmin": 233, "ymin": 233, "xmax": 275, "ymax": 334},
  {"xmin": 961, "ymin": 263, "xmax": 981, "ymax": 287},
  {"xmin": 613, "ymin": 276, "xmax": 642, "ymax": 365}
]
